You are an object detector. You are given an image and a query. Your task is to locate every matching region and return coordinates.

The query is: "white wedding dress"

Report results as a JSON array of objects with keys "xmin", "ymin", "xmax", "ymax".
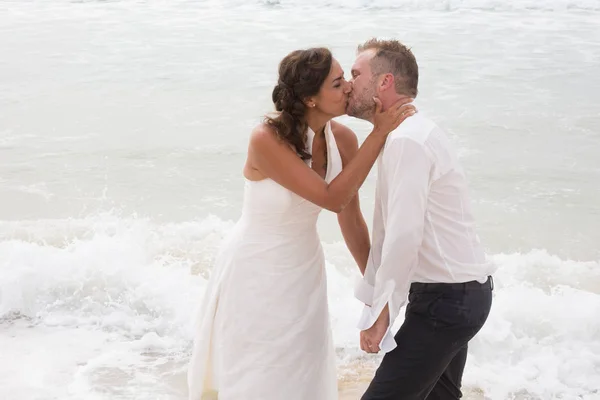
[{"xmin": 187, "ymin": 121, "xmax": 343, "ymax": 400}]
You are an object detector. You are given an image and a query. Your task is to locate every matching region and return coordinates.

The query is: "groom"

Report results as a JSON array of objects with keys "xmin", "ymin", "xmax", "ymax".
[{"xmin": 346, "ymin": 38, "xmax": 496, "ymax": 399}]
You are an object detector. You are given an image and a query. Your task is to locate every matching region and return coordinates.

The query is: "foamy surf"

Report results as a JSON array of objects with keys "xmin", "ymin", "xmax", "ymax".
[{"xmin": 1, "ymin": 214, "xmax": 598, "ymax": 399}]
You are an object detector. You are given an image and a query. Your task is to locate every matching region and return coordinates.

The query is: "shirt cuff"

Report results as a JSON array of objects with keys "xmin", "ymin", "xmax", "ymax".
[
  {"xmin": 356, "ymin": 305, "xmax": 397, "ymax": 353},
  {"xmin": 354, "ymin": 276, "xmax": 374, "ymax": 306}
]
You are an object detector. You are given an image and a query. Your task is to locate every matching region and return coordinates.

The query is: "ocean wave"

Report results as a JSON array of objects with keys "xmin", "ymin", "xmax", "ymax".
[
  {"xmin": 0, "ymin": 214, "xmax": 233, "ymax": 339},
  {"xmin": 9, "ymin": 0, "xmax": 600, "ymax": 11},
  {"xmin": 254, "ymin": 0, "xmax": 600, "ymax": 11},
  {"xmin": 0, "ymin": 214, "xmax": 598, "ymax": 398}
]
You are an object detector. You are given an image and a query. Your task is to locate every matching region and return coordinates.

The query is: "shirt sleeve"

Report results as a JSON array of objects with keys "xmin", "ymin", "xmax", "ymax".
[{"xmin": 355, "ymin": 137, "xmax": 432, "ymax": 352}]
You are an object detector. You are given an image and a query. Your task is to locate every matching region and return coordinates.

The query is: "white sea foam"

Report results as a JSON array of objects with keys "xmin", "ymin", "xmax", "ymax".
[
  {"xmin": 255, "ymin": 0, "xmax": 600, "ymax": 11},
  {"xmin": 1, "ymin": 215, "xmax": 598, "ymax": 399}
]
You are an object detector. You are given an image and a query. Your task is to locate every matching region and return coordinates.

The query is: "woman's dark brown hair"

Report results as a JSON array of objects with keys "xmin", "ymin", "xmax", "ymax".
[{"xmin": 265, "ymin": 48, "xmax": 333, "ymax": 160}]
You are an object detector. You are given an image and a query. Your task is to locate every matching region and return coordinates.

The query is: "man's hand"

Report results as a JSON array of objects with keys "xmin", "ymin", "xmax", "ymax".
[{"xmin": 360, "ymin": 304, "xmax": 390, "ymax": 354}]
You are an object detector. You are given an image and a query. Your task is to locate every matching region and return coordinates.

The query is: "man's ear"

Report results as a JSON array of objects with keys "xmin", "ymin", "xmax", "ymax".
[{"xmin": 379, "ymin": 73, "xmax": 395, "ymax": 91}]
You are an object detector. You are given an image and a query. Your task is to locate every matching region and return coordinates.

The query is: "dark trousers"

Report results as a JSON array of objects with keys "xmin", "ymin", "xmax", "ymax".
[{"xmin": 361, "ymin": 276, "xmax": 493, "ymax": 400}]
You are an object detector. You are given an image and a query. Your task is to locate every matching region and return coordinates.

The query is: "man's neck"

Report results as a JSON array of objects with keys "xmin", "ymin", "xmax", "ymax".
[{"xmin": 367, "ymin": 93, "xmax": 412, "ymax": 124}]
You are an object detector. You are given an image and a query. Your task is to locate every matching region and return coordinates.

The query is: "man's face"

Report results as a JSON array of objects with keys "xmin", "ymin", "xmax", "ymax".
[{"xmin": 347, "ymin": 49, "xmax": 378, "ymax": 120}]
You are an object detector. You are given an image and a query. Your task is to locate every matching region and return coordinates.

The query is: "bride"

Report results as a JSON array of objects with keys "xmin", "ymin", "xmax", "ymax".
[{"xmin": 187, "ymin": 47, "xmax": 415, "ymax": 400}]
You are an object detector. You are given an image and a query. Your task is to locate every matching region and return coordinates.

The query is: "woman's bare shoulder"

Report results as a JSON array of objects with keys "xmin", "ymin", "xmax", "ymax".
[{"xmin": 249, "ymin": 122, "xmax": 278, "ymax": 145}]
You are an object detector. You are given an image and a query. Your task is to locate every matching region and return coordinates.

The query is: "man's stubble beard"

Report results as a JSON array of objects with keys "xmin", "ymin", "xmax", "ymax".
[
  {"xmin": 348, "ymin": 100, "xmax": 373, "ymax": 121},
  {"xmin": 348, "ymin": 81, "xmax": 376, "ymax": 121}
]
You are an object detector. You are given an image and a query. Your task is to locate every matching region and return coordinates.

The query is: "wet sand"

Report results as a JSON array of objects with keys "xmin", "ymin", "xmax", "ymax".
[
  {"xmin": 337, "ymin": 362, "xmax": 487, "ymax": 400},
  {"xmin": 185, "ymin": 357, "xmax": 488, "ymax": 399}
]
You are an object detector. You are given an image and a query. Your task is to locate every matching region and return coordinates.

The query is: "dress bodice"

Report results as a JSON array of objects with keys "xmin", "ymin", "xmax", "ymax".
[{"xmin": 240, "ymin": 121, "xmax": 343, "ymax": 235}]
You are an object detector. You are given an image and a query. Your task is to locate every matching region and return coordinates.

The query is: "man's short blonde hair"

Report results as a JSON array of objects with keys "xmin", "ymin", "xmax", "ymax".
[{"xmin": 358, "ymin": 38, "xmax": 419, "ymax": 98}]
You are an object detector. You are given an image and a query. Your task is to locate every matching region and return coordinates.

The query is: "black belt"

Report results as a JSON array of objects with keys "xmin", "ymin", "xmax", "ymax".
[{"xmin": 410, "ymin": 275, "xmax": 494, "ymax": 294}]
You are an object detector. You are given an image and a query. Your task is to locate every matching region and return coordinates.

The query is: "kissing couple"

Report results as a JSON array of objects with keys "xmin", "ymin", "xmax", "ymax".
[{"xmin": 187, "ymin": 38, "xmax": 495, "ymax": 400}]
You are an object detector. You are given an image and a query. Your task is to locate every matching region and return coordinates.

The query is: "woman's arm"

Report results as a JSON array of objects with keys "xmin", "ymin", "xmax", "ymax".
[
  {"xmin": 332, "ymin": 121, "xmax": 371, "ymax": 274},
  {"xmin": 248, "ymin": 99, "xmax": 414, "ymax": 213}
]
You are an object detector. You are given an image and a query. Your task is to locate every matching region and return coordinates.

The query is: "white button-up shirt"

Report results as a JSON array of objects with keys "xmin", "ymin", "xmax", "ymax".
[{"xmin": 355, "ymin": 112, "xmax": 497, "ymax": 353}]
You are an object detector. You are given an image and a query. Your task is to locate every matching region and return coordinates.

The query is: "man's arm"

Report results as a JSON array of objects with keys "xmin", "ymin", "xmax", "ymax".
[{"xmin": 358, "ymin": 136, "xmax": 431, "ymax": 352}]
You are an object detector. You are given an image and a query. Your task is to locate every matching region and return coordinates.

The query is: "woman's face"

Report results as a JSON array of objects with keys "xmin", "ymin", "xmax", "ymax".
[{"xmin": 309, "ymin": 58, "xmax": 352, "ymax": 118}]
